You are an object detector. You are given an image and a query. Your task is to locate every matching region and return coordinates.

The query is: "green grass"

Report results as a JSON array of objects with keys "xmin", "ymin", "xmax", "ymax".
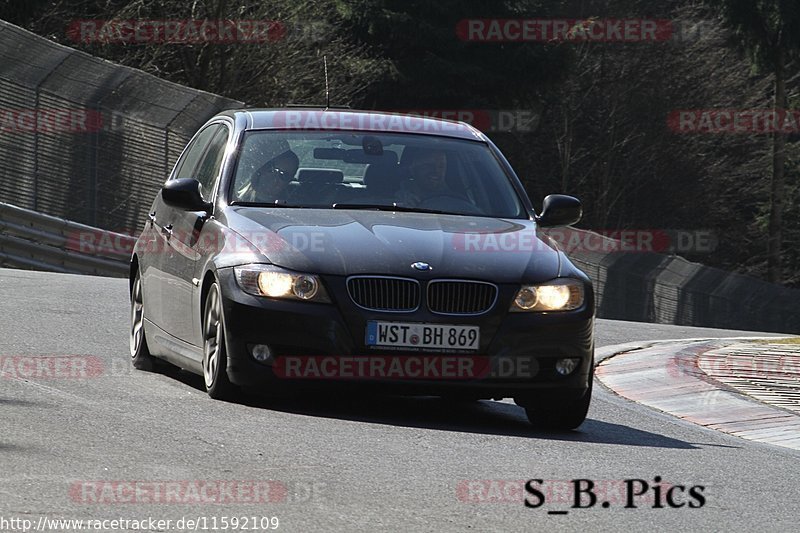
[{"xmin": 750, "ymin": 337, "xmax": 800, "ymax": 345}]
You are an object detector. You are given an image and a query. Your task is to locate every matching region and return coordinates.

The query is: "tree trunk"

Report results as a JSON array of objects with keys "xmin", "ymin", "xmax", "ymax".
[{"xmin": 768, "ymin": 47, "xmax": 786, "ymax": 283}]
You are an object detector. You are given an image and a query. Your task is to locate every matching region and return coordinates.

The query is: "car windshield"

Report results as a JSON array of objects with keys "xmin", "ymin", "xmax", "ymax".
[{"xmin": 229, "ymin": 130, "xmax": 527, "ymax": 218}]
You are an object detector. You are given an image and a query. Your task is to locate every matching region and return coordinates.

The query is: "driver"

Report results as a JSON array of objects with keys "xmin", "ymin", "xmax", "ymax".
[
  {"xmin": 396, "ymin": 150, "xmax": 449, "ymax": 206},
  {"xmin": 235, "ymin": 138, "xmax": 299, "ymax": 203}
]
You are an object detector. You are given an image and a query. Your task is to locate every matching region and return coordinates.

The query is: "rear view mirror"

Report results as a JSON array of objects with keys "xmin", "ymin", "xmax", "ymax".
[
  {"xmin": 313, "ymin": 148, "xmax": 346, "ymax": 160},
  {"xmin": 313, "ymin": 147, "xmax": 387, "ymax": 163}
]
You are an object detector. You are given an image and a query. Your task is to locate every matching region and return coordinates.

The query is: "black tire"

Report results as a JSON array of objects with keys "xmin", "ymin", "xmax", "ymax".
[
  {"xmin": 130, "ymin": 270, "xmax": 156, "ymax": 371},
  {"xmin": 202, "ymin": 282, "xmax": 237, "ymax": 400},
  {"xmin": 438, "ymin": 395, "xmax": 482, "ymax": 404},
  {"xmin": 520, "ymin": 368, "xmax": 594, "ymax": 430}
]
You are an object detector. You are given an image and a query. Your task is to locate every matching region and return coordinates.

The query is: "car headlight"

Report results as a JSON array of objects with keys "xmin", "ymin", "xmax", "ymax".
[
  {"xmin": 234, "ymin": 265, "xmax": 331, "ymax": 303},
  {"xmin": 510, "ymin": 279, "xmax": 584, "ymax": 312}
]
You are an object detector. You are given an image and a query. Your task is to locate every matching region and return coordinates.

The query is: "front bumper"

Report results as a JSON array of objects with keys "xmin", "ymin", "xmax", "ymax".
[{"xmin": 216, "ymin": 267, "xmax": 594, "ymax": 400}]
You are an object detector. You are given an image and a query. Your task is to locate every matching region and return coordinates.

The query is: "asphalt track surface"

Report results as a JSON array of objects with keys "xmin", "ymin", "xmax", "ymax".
[{"xmin": 0, "ymin": 268, "xmax": 797, "ymax": 532}]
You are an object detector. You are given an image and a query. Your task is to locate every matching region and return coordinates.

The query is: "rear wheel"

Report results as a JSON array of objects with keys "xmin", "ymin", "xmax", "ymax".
[
  {"xmin": 202, "ymin": 282, "xmax": 237, "ymax": 400},
  {"xmin": 519, "ymin": 368, "xmax": 594, "ymax": 430},
  {"xmin": 130, "ymin": 270, "xmax": 156, "ymax": 371}
]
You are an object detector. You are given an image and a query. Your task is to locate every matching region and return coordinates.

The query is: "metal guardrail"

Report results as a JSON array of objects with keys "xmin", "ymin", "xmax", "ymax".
[
  {"xmin": 0, "ymin": 201, "xmax": 134, "ymax": 277},
  {"xmin": 0, "ymin": 20, "xmax": 243, "ymax": 232}
]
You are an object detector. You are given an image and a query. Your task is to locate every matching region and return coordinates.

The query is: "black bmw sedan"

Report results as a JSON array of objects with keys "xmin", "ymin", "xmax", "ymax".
[{"xmin": 129, "ymin": 108, "xmax": 595, "ymax": 429}]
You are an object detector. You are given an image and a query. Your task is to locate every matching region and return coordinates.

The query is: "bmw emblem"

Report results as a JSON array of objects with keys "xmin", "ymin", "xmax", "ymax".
[{"xmin": 412, "ymin": 261, "xmax": 431, "ymax": 271}]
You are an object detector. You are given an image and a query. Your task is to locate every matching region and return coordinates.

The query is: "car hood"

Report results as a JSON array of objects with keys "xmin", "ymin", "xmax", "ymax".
[{"xmin": 222, "ymin": 207, "xmax": 564, "ymax": 283}]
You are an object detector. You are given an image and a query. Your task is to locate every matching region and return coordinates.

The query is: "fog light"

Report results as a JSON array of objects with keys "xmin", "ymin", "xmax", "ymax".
[
  {"xmin": 555, "ymin": 358, "xmax": 580, "ymax": 375},
  {"xmin": 250, "ymin": 344, "xmax": 274, "ymax": 364}
]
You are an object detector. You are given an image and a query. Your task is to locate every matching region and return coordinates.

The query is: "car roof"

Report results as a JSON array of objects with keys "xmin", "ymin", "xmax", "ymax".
[{"xmin": 215, "ymin": 108, "xmax": 488, "ymax": 141}]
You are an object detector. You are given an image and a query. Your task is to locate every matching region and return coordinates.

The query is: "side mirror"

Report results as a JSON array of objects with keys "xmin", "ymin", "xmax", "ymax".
[
  {"xmin": 537, "ymin": 194, "xmax": 582, "ymax": 227},
  {"xmin": 162, "ymin": 178, "xmax": 212, "ymax": 212}
]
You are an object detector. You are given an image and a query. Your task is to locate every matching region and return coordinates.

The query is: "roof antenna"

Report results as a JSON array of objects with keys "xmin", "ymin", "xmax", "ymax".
[{"xmin": 323, "ymin": 55, "xmax": 330, "ymax": 110}]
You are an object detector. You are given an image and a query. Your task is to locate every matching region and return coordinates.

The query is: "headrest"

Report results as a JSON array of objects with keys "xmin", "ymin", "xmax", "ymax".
[
  {"xmin": 363, "ymin": 154, "xmax": 400, "ymax": 189},
  {"xmin": 241, "ymin": 136, "xmax": 292, "ymax": 164},
  {"xmin": 373, "ymin": 151, "xmax": 399, "ymax": 166}
]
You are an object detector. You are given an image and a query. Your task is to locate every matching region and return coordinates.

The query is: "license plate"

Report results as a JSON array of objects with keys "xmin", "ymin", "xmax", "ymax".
[{"xmin": 365, "ymin": 321, "xmax": 479, "ymax": 350}]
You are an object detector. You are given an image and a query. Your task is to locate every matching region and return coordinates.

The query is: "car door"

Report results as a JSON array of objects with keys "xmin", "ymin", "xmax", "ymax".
[
  {"xmin": 161, "ymin": 123, "xmax": 230, "ymax": 345},
  {"xmin": 142, "ymin": 124, "xmax": 220, "ymax": 330},
  {"xmin": 148, "ymin": 124, "xmax": 221, "ymax": 335}
]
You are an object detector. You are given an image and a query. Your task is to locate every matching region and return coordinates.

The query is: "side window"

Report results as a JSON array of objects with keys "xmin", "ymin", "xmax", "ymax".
[
  {"xmin": 194, "ymin": 127, "xmax": 230, "ymax": 200},
  {"xmin": 173, "ymin": 125, "xmax": 221, "ymax": 182}
]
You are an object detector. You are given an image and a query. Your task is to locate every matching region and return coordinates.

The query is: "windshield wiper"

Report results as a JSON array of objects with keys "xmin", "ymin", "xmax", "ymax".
[
  {"xmin": 229, "ymin": 201, "xmax": 304, "ymax": 208},
  {"xmin": 332, "ymin": 203, "xmax": 456, "ymax": 215}
]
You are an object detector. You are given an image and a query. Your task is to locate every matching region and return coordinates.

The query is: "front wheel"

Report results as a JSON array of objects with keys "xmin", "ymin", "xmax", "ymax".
[
  {"xmin": 519, "ymin": 369, "xmax": 593, "ymax": 430},
  {"xmin": 202, "ymin": 282, "xmax": 237, "ymax": 400}
]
